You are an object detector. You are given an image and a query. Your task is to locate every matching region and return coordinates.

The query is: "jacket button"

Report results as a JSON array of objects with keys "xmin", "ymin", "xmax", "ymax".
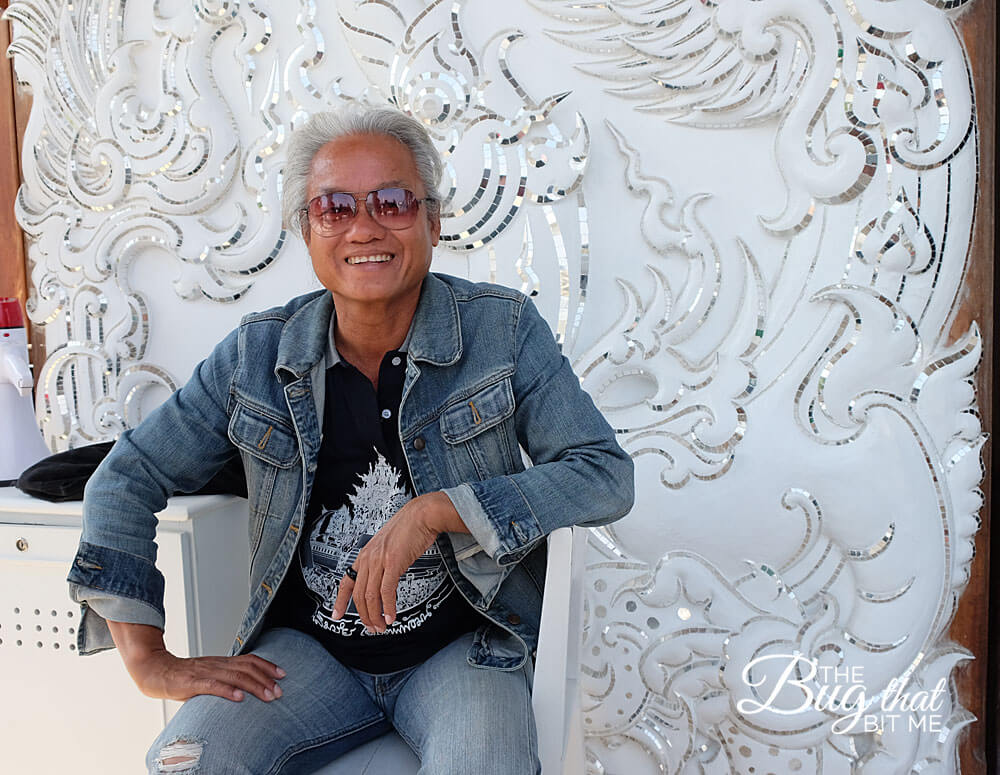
[
  {"xmin": 413, "ymin": 436, "xmax": 425, "ymax": 450},
  {"xmin": 507, "ymin": 613, "xmax": 521, "ymax": 626}
]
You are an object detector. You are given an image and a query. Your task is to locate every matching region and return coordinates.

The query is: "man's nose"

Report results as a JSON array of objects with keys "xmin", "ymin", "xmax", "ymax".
[{"xmin": 344, "ymin": 200, "xmax": 386, "ymax": 241}]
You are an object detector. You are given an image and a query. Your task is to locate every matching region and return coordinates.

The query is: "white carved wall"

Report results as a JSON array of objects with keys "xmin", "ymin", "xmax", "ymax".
[{"xmin": 6, "ymin": 0, "xmax": 985, "ymax": 772}]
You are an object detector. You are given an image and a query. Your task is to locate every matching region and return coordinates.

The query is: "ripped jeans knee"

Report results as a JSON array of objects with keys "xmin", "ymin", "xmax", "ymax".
[{"xmin": 149, "ymin": 738, "xmax": 205, "ymax": 774}]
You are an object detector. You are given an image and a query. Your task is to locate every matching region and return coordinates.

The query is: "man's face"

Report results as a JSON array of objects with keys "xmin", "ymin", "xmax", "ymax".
[{"xmin": 303, "ymin": 133, "xmax": 440, "ymax": 310}]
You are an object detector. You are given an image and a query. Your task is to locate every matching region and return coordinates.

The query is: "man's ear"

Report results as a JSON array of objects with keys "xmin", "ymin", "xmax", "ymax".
[{"xmin": 429, "ymin": 210, "xmax": 441, "ymax": 247}]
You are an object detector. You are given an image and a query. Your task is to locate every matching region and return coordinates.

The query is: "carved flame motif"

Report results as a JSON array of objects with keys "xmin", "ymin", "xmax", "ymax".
[
  {"xmin": 853, "ymin": 188, "xmax": 937, "ymax": 280},
  {"xmin": 574, "ymin": 120, "xmax": 761, "ymax": 489}
]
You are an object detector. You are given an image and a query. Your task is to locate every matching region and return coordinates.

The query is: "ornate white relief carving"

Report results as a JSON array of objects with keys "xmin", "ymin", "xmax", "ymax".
[
  {"xmin": 6, "ymin": 0, "xmax": 984, "ymax": 773},
  {"xmin": 573, "ymin": 120, "xmax": 760, "ymax": 489},
  {"xmin": 531, "ymin": 0, "xmax": 976, "ymax": 235},
  {"xmin": 532, "ymin": 1, "xmax": 983, "ymax": 770}
]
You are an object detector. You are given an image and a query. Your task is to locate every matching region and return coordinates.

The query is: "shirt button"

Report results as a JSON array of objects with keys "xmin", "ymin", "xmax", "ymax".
[
  {"xmin": 413, "ymin": 436, "xmax": 425, "ymax": 450},
  {"xmin": 507, "ymin": 613, "xmax": 521, "ymax": 626},
  {"xmin": 391, "ymin": 356, "xmax": 402, "ymax": 366},
  {"xmin": 381, "ymin": 409, "xmax": 392, "ymax": 419}
]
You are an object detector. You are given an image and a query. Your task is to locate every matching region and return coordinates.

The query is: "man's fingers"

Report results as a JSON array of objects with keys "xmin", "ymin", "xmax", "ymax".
[
  {"xmin": 132, "ymin": 651, "xmax": 286, "ymax": 703},
  {"xmin": 220, "ymin": 665, "xmax": 282, "ymax": 703},
  {"xmin": 332, "ymin": 571, "xmax": 355, "ymax": 620},
  {"xmin": 230, "ymin": 660, "xmax": 286, "ymax": 700},
  {"xmin": 353, "ymin": 564, "xmax": 371, "ymax": 627},
  {"xmin": 364, "ymin": 564, "xmax": 386, "ymax": 632},
  {"xmin": 381, "ymin": 573, "xmax": 398, "ymax": 626},
  {"xmin": 242, "ymin": 653, "xmax": 286, "ymax": 679},
  {"xmin": 169, "ymin": 662, "xmax": 281, "ymax": 704},
  {"xmin": 197, "ymin": 676, "xmax": 247, "ymax": 702}
]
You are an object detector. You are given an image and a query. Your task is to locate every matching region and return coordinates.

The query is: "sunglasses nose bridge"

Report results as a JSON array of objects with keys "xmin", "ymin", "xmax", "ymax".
[
  {"xmin": 360, "ymin": 192, "xmax": 383, "ymax": 221},
  {"xmin": 342, "ymin": 193, "xmax": 386, "ymax": 238}
]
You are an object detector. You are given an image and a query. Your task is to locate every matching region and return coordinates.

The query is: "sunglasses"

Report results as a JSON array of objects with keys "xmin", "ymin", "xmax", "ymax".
[{"xmin": 301, "ymin": 188, "xmax": 434, "ymax": 237}]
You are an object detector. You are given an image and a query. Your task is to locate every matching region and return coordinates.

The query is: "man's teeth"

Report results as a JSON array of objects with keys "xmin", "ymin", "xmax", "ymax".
[{"xmin": 346, "ymin": 254, "xmax": 393, "ymax": 264}]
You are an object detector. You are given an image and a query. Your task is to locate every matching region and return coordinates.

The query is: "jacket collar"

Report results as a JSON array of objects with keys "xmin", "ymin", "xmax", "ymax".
[
  {"xmin": 274, "ymin": 272, "xmax": 461, "ymax": 378},
  {"xmin": 408, "ymin": 272, "xmax": 462, "ymax": 366},
  {"xmin": 274, "ymin": 289, "xmax": 332, "ymax": 379}
]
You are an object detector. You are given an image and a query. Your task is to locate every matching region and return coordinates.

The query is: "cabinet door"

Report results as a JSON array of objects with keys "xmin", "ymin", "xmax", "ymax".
[{"xmin": 0, "ymin": 522, "xmax": 181, "ymax": 772}]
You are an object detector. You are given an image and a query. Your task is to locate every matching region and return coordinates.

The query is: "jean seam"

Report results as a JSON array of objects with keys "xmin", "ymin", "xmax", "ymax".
[
  {"xmin": 394, "ymin": 725, "xmax": 423, "ymax": 761},
  {"xmin": 385, "ymin": 668, "xmax": 422, "ymax": 757},
  {"xmin": 265, "ymin": 713, "xmax": 387, "ymax": 775},
  {"xmin": 350, "ymin": 665, "xmax": 413, "ymax": 699},
  {"xmin": 383, "ymin": 669, "xmax": 411, "ymax": 697},
  {"xmin": 523, "ymin": 666, "xmax": 539, "ymax": 775}
]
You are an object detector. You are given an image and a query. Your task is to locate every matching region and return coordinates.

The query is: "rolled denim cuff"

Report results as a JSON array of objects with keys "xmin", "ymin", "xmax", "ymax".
[
  {"xmin": 67, "ymin": 541, "xmax": 166, "ymax": 655},
  {"xmin": 442, "ymin": 485, "xmax": 512, "ymax": 601},
  {"xmin": 454, "ymin": 477, "xmax": 544, "ymax": 565},
  {"xmin": 445, "ymin": 533, "xmax": 511, "ymax": 602},
  {"xmin": 68, "ymin": 586, "xmax": 165, "ymax": 656},
  {"xmin": 68, "ymin": 542, "xmax": 165, "ymax": 610},
  {"xmin": 443, "ymin": 483, "xmax": 502, "ymax": 558}
]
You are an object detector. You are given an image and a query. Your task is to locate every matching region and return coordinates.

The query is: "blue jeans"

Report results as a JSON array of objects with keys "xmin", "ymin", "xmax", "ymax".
[{"xmin": 146, "ymin": 628, "xmax": 540, "ymax": 774}]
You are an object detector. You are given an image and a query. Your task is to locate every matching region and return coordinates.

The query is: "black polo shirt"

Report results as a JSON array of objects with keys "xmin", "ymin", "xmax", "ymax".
[{"xmin": 266, "ymin": 334, "xmax": 481, "ymax": 674}]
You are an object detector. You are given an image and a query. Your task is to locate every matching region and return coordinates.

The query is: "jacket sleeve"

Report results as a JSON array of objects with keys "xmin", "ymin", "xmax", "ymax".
[
  {"xmin": 443, "ymin": 296, "xmax": 634, "ymax": 567},
  {"xmin": 67, "ymin": 327, "xmax": 241, "ymax": 655}
]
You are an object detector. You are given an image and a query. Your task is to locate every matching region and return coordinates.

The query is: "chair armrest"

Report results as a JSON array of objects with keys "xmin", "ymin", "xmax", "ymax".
[{"xmin": 532, "ymin": 526, "xmax": 587, "ymax": 774}]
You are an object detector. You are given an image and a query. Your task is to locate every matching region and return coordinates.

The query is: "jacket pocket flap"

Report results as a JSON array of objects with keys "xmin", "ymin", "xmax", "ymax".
[
  {"xmin": 228, "ymin": 404, "xmax": 299, "ymax": 468},
  {"xmin": 440, "ymin": 379, "xmax": 515, "ymax": 444}
]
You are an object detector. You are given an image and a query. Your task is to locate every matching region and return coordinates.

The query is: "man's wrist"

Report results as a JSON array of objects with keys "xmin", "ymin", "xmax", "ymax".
[
  {"xmin": 418, "ymin": 491, "xmax": 470, "ymax": 535},
  {"xmin": 107, "ymin": 620, "xmax": 172, "ymax": 692},
  {"xmin": 108, "ymin": 621, "xmax": 167, "ymax": 664}
]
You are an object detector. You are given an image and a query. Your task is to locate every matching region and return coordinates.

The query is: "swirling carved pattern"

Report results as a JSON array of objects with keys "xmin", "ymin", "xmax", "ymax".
[{"xmin": 531, "ymin": 0, "xmax": 976, "ymax": 235}]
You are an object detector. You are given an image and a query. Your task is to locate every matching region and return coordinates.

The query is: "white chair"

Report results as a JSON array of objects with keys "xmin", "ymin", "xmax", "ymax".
[{"xmin": 314, "ymin": 525, "xmax": 588, "ymax": 775}]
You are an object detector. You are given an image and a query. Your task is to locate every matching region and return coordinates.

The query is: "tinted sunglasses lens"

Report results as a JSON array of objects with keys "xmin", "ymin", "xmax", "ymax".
[
  {"xmin": 309, "ymin": 193, "xmax": 356, "ymax": 233},
  {"xmin": 369, "ymin": 188, "xmax": 417, "ymax": 226},
  {"xmin": 306, "ymin": 189, "xmax": 421, "ymax": 235}
]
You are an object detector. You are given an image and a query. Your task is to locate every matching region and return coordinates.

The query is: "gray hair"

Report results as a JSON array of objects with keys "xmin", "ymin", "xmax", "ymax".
[{"xmin": 281, "ymin": 106, "xmax": 444, "ymax": 236}]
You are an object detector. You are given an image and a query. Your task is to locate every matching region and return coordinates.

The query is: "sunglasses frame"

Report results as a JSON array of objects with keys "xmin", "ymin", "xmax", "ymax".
[{"xmin": 300, "ymin": 187, "xmax": 435, "ymax": 237}]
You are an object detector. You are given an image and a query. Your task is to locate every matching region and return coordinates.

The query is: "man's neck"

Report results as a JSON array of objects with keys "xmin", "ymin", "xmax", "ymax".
[{"xmin": 332, "ymin": 295, "xmax": 417, "ymax": 369}]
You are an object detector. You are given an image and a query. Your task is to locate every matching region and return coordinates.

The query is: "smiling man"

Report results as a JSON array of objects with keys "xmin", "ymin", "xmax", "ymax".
[{"xmin": 68, "ymin": 106, "xmax": 634, "ymax": 774}]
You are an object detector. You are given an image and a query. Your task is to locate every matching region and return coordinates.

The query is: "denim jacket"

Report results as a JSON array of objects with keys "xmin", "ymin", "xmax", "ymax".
[{"xmin": 68, "ymin": 273, "xmax": 634, "ymax": 669}]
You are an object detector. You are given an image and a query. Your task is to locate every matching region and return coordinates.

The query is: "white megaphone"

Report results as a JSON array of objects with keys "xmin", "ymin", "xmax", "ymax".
[{"xmin": 1, "ymin": 298, "xmax": 50, "ymax": 482}]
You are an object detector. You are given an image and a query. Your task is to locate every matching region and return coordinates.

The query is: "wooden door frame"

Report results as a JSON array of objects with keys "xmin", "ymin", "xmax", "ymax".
[
  {"xmin": 1, "ymin": 13, "xmax": 40, "ymax": 371},
  {"xmin": 0, "ymin": 18, "xmax": 26, "ymax": 306},
  {"xmin": 951, "ymin": 2, "xmax": 996, "ymax": 773}
]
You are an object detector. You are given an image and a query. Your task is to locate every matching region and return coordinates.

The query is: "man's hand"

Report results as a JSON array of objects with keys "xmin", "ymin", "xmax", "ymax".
[
  {"xmin": 108, "ymin": 621, "xmax": 285, "ymax": 703},
  {"xmin": 331, "ymin": 491, "xmax": 468, "ymax": 633}
]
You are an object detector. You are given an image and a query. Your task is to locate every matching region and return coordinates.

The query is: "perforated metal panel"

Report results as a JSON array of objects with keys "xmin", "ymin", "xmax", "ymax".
[{"xmin": 0, "ymin": 521, "xmax": 168, "ymax": 773}]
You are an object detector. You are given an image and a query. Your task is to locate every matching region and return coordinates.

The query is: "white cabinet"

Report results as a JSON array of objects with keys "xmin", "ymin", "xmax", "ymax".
[{"xmin": 0, "ymin": 488, "xmax": 249, "ymax": 774}]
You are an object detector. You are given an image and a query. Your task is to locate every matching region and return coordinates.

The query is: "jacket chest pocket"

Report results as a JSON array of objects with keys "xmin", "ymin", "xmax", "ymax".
[
  {"xmin": 439, "ymin": 378, "xmax": 518, "ymax": 481},
  {"xmin": 229, "ymin": 402, "xmax": 300, "ymax": 539},
  {"xmin": 229, "ymin": 403, "xmax": 299, "ymax": 468}
]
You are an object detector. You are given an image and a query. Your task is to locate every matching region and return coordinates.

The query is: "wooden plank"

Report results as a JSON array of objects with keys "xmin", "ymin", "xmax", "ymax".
[
  {"xmin": 950, "ymin": 1, "xmax": 995, "ymax": 773},
  {"xmin": 1, "ymin": 16, "xmax": 43, "ymax": 372},
  {"xmin": 0, "ymin": 18, "xmax": 26, "ymax": 305}
]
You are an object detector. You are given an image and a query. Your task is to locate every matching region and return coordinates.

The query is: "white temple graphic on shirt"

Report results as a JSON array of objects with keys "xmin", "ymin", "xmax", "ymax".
[{"xmin": 302, "ymin": 449, "xmax": 451, "ymax": 634}]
